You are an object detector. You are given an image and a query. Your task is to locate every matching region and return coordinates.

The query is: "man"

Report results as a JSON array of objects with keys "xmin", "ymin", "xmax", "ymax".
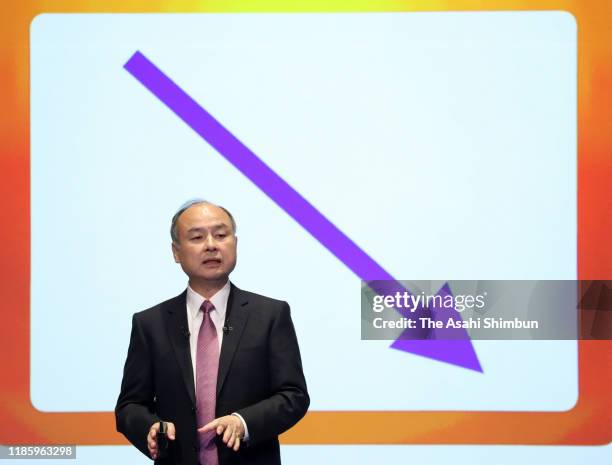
[{"xmin": 116, "ymin": 200, "xmax": 309, "ymax": 465}]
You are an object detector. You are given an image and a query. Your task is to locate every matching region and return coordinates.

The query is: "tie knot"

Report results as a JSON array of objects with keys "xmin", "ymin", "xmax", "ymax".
[{"xmin": 200, "ymin": 300, "xmax": 215, "ymax": 314}]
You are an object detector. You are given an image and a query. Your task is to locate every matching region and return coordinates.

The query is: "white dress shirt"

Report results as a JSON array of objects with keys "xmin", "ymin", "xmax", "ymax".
[{"xmin": 186, "ymin": 281, "xmax": 249, "ymax": 440}]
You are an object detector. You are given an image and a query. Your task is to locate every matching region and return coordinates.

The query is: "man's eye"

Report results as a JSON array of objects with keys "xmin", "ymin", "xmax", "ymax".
[
  {"xmin": 191, "ymin": 236, "xmax": 202, "ymax": 240},
  {"xmin": 216, "ymin": 234, "xmax": 226, "ymax": 239}
]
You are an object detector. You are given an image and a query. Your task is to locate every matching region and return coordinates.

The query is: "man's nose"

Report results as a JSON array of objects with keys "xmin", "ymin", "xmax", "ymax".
[{"xmin": 204, "ymin": 235, "xmax": 217, "ymax": 250}]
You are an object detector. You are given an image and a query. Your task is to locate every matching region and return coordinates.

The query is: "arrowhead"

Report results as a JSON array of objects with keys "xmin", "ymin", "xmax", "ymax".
[{"xmin": 368, "ymin": 280, "xmax": 484, "ymax": 372}]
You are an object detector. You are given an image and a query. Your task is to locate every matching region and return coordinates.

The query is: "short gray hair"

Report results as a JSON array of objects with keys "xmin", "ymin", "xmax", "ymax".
[{"xmin": 170, "ymin": 199, "xmax": 237, "ymax": 243}]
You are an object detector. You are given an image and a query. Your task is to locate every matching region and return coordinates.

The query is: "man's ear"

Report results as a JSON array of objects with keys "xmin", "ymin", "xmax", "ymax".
[{"xmin": 171, "ymin": 242, "xmax": 180, "ymax": 263}]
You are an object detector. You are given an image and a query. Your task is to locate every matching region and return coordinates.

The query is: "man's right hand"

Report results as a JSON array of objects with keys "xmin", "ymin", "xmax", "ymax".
[{"xmin": 148, "ymin": 421, "xmax": 176, "ymax": 460}]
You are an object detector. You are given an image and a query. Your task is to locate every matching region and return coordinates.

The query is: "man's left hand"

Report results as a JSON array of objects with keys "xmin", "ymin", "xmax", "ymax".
[{"xmin": 198, "ymin": 415, "xmax": 244, "ymax": 451}]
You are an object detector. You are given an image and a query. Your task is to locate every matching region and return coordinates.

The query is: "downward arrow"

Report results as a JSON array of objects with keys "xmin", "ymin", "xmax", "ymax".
[{"xmin": 124, "ymin": 50, "xmax": 482, "ymax": 373}]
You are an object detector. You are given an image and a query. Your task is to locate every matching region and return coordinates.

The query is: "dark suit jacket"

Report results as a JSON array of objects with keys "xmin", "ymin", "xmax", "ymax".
[{"xmin": 115, "ymin": 284, "xmax": 309, "ymax": 465}]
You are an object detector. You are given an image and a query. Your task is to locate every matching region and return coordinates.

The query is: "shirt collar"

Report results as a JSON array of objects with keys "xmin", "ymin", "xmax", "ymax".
[{"xmin": 186, "ymin": 281, "xmax": 231, "ymax": 320}]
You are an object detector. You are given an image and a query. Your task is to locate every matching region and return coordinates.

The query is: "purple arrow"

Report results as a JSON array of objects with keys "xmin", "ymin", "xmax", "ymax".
[{"xmin": 124, "ymin": 50, "xmax": 482, "ymax": 372}]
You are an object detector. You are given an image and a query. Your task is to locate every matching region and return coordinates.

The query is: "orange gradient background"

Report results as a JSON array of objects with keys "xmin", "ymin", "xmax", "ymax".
[{"xmin": 0, "ymin": 0, "xmax": 610, "ymax": 447}]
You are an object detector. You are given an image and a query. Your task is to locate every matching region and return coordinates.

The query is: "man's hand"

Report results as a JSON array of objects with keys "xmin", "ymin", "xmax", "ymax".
[
  {"xmin": 147, "ymin": 421, "xmax": 176, "ymax": 460},
  {"xmin": 198, "ymin": 415, "xmax": 244, "ymax": 452}
]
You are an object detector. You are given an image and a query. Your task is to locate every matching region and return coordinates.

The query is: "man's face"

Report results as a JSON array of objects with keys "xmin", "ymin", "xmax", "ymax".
[{"xmin": 171, "ymin": 204, "xmax": 237, "ymax": 285}]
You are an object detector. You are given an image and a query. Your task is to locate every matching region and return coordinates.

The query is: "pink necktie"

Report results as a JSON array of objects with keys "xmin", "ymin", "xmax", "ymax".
[{"xmin": 196, "ymin": 300, "xmax": 219, "ymax": 465}]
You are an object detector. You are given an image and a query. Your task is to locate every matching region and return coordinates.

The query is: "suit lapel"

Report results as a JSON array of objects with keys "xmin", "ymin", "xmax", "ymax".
[
  {"xmin": 164, "ymin": 291, "xmax": 196, "ymax": 406},
  {"xmin": 217, "ymin": 284, "xmax": 249, "ymax": 396}
]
